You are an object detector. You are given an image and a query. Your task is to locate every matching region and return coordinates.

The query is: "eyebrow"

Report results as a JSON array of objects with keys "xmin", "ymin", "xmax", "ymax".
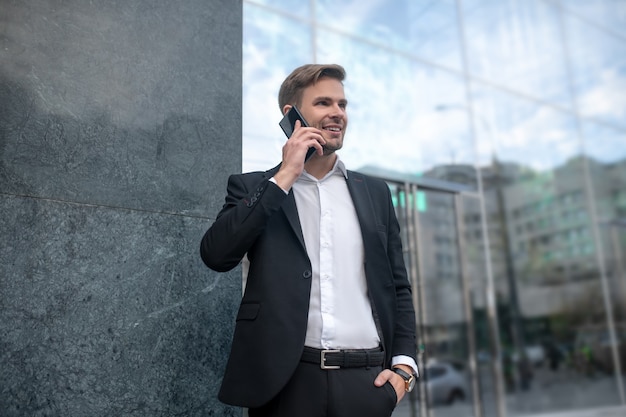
[{"xmin": 315, "ymin": 96, "xmax": 349, "ymax": 105}]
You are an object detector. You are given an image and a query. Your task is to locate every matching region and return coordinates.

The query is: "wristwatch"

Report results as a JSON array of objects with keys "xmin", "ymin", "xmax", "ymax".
[{"xmin": 393, "ymin": 367, "xmax": 417, "ymax": 392}]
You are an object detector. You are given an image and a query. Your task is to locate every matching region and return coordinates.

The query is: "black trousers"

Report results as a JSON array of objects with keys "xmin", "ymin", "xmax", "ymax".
[{"xmin": 248, "ymin": 361, "xmax": 398, "ymax": 417}]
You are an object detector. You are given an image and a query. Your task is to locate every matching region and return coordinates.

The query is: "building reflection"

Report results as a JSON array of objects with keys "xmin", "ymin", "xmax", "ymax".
[
  {"xmin": 369, "ymin": 154, "xmax": 626, "ymax": 414},
  {"xmin": 423, "ymin": 155, "xmax": 626, "ymax": 328}
]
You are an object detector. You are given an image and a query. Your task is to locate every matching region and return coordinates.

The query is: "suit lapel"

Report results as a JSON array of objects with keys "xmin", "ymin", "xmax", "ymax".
[
  {"xmin": 281, "ymin": 192, "xmax": 307, "ymax": 249},
  {"xmin": 264, "ymin": 164, "xmax": 308, "ymax": 250},
  {"xmin": 346, "ymin": 171, "xmax": 382, "ymax": 250}
]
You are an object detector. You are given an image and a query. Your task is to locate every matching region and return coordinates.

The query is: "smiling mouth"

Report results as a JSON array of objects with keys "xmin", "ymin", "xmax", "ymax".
[{"xmin": 324, "ymin": 126, "xmax": 342, "ymax": 132}]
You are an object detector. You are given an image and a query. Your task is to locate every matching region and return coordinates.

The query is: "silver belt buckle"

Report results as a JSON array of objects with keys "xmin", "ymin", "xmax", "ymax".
[{"xmin": 320, "ymin": 349, "xmax": 341, "ymax": 370}]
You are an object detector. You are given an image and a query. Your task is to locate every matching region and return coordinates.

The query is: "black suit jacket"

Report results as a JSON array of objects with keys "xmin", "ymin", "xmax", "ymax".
[{"xmin": 200, "ymin": 164, "xmax": 417, "ymax": 408}]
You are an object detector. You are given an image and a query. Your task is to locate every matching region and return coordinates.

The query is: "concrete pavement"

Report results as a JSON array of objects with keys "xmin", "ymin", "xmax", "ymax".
[
  {"xmin": 520, "ymin": 405, "xmax": 626, "ymax": 417},
  {"xmin": 392, "ymin": 404, "xmax": 626, "ymax": 417},
  {"xmin": 391, "ymin": 365, "xmax": 626, "ymax": 417}
]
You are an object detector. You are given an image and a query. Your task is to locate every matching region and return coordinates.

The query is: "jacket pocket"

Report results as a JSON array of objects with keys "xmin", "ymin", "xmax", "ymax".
[{"xmin": 236, "ymin": 303, "xmax": 260, "ymax": 321}]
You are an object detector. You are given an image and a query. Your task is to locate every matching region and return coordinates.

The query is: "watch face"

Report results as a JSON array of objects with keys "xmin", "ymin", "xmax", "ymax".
[{"xmin": 407, "ymin": 376, "xmax": 416, "ymax": 392}]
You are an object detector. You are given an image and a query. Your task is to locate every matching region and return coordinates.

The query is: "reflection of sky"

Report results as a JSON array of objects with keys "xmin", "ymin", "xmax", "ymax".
[
  {"xmin": 472, "ymin": 85, "xmax": 582, "ymax": 170},
  {"xmin": 564, "ymin": 0, "xmax": 626, "ymax": 38},
  {"xmin": 316, "ymin": 0, "xmax": 461, "ymax": 70},
  {"xmin": 243, "ymin": 0, "xmax": 626, "ymax": 174},
  {"xmin": 243, "ymin": 5, "xmax": 313, "ymax": 171},
  {"xmin": 582, "ymin": 122, "xmax": 626, "ymax": 164},
  {"xmin": 316, "ymin": 30, "xmax": 471, "ymax": 174},
  {"xmin": 462, "ymin": 0, "xmax": 571, "ymax": 107},
  {"xmin": 566, "ymin": 12, "xmax": 626, "ymax": 128}
]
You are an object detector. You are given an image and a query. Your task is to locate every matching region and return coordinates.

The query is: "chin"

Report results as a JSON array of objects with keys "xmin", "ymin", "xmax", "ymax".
[
  {"xmin": 323, "ymin": 138, "xmax": 343, "ymax": 152},
  {"xmin": 325, "ymin": 140, "xmax": 342, "ymax": 149},
  {"xmin": 323, "ymin": 145, "xmax": 342, "ymax": 155}
]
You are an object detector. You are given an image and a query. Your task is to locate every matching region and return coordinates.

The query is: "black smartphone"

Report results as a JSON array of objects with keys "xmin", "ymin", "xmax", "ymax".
[{"xmin": 279, "ymin": 106, "xmax": 316, "ymax": 162}]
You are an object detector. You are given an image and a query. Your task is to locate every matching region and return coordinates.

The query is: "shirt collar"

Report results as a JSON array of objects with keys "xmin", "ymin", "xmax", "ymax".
[
  {"xmin": 301, "ymin": 156, "xmax": 349, "ymax": 182},
  {"xmin": 333, "ymin": 156, "xmax": 349, "ymax": 179}
]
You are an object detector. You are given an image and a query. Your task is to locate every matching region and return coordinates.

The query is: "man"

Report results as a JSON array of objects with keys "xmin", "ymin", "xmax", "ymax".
[{"xmin": 200, "ymin": 64, "xmax": 418, "ymax": 417}]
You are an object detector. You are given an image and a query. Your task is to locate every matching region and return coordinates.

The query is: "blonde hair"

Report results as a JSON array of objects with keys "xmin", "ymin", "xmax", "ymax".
[{"xmin": 278, "ymin": 64, "xmax": 346, "ymax": 111}]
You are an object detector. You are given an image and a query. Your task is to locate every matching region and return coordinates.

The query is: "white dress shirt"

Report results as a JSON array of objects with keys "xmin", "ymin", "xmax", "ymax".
[{"xmin": 292, "ymin": 158, "xmax": 380, "ymax": 349}]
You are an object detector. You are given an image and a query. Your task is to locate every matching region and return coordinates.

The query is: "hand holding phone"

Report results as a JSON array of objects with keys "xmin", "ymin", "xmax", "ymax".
[{"xmin": 279, "ymin": 106, "xmax": 316, "ymax": 162}]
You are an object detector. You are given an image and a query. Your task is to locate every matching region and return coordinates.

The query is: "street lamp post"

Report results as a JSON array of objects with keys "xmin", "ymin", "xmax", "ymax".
[
  {"xmin": 435, "ymin": 102, "xmax": 507, "ymax": 417},
  {"xmin": 601, "ymin": 218, "xmax": 626, "ymax": 405},
  {"xmin": 493, "ymin": 156, "xmax": 529, "ymax": 391}
]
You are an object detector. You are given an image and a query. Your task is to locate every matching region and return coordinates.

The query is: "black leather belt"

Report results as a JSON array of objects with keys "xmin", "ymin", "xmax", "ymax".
[{"xmin": 301, "ymin": 346, "xmax": 385, "ymax": 370}]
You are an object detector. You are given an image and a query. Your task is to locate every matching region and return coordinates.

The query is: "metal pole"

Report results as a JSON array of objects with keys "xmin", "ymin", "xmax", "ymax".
[
  {"xmin": 412, "ymin": 183, "xmax": 433, "ymax": 417},
  {"xmin": 493, "ymin": 157, "xmax": 527, "ymax": 391},
  {"xmin": 403, "ymin": 183, "xmax": 429, "ymax": 417},
  {"xmin": 611, "ymin": 224, "xmax": 626, "ymax": 321},
  {"xmin": 555, "ymin": 0, "xmax": 625, "ymax": 405},
  {"xmin": 455, "ymin": 1, "xmax": 507, "ymax": 415},
  {"xmin": 455, "ymin": 194, "xmax": 483, "ymax": 417},
  {"xmin": 609, "ymin": 222, "xmax": 626, "ymax": 403},
  {"xmin": 582, "ymin": 162, "xmax": 625, "ymax": 405}
]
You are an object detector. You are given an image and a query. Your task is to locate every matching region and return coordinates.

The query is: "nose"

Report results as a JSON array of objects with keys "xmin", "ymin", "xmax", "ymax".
[{"xmin": 329, "ymin": 103, "xmax": 346, "ymax": 119}]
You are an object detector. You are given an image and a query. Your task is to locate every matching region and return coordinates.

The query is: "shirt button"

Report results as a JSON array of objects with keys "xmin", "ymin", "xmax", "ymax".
[{"xmin": 303, "ymin": 270, "xmax": 312, "ymax": 279}]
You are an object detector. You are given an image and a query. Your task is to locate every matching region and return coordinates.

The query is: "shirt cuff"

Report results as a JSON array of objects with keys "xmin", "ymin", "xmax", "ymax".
[
  {"xmin": 268, "ymin": 177, "xmax": 289, "ymax": 194},
  {"xmin": 391, "ymin": 355, "xmax": 419, "ymax": 377}
]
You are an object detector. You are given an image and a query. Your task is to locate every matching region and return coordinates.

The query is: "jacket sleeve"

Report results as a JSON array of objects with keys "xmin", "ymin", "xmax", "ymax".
[
  {"xmin": 384, "ymin": 183, "xmax": 418, "ymax": 362},
  {"xmin": 200, "ymin": 173, "xmax": 288, "ymax": 272}
]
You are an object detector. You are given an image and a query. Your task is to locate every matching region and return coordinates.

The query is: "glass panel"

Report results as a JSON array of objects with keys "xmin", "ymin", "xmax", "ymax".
[
  {"xmin": 565, "ymin": 12, "xmax": 626, "ymax": 129},
  {"xmin": 470, "ymin": 84, "xmax": 624, "ymax": 413},
  {"xmin": 394, "ymin": 187, "xmax": 476, "ymax": 415},
  {"xmin": 471, "ymin": 84, "xmax": 580, "ymax": 169},
  {"xmin": 245, "ymin": 0, "xmax": 311, "ymax": 18},
  {"xmin": 582, "ymin": 121, "xmax": 626, "ymax": 164},
  {"xmin": 316, "ymin": 30, "xmax": 472, "ymax": 177},
  {"xmin": 563, "ymin": 0, "xmax": 626, "ymax": 38},
  {"xmin": 460, "ymin": 193, "xmax": 500, "ymax": 417},
  {"xmin": 462, "ymin": 0, "xmax": 571, "ymax": 107},
  {"xmin": 316, "ymin": 0, "xmax": 462, "ymax": 71},
  {"xmin": 243, "ymin": 1, "xmax": 626, "ymax": 414},
  {"xmin": 243, "ymin": 4, "xmax": 313, "ymax": 171},
  {"xmin": 604, "ymin": 222, "xmax": 626, "ymax": 325}
]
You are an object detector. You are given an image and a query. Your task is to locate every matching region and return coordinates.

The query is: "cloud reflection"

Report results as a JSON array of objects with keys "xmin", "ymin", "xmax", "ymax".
[{"xmin": 243, "ymin": 0, "xmax": 626, "ymax": 174}]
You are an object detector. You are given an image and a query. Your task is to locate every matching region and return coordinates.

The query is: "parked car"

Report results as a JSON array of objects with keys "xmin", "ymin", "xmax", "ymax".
[{"xmin": 423, "ymin": 361, "xmax": 469, "ymax": 405}]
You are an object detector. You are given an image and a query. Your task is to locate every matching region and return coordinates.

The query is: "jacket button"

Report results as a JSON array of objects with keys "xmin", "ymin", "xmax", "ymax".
[{"xmin": 303, "ymin": 270, "xmax": 312, "ymax": 279}]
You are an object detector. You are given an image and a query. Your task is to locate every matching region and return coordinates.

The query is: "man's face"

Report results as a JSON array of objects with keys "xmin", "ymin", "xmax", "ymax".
[{"xmin": 298, "ymin": 77, "xmax": 348, "ymax": 154}]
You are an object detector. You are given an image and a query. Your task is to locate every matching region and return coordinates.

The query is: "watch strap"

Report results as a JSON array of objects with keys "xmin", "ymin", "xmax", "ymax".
[{"xmin": 392, "ymin": 367, "xmax": 416, "ymax": 392}]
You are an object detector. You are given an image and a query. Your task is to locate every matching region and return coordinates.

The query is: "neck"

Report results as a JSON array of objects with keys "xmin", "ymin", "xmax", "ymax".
[{"xmin": 304, "ymin": 153, "xmax": 337, "ymax": 179}]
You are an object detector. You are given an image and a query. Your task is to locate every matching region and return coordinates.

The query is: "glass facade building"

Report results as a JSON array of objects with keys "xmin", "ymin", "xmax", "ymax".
[{"xmin": 242, "ymin": 1, "xmax": 626, "ymax": 416}]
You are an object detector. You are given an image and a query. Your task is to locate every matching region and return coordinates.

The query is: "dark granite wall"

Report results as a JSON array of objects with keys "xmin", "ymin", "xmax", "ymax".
[{"xmin": 0, "ymin": 1, "xmax": 242, "ymax": 416}]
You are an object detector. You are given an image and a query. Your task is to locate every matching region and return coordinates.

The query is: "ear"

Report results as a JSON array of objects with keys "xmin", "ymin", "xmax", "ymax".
[{"xmin": 282, "ymin": 104, "xmax": 292, "ymax": 116}]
